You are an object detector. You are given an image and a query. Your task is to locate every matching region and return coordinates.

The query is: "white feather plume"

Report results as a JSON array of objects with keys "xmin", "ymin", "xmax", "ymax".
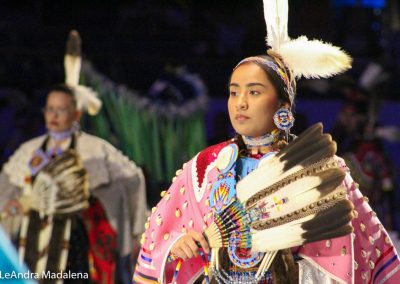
[
  {"xmin": 73, "ymin": 85, "xmax": 102, "ymax": 115},
  {"xmin": 262, "ymin": 0, "xmax": 352, "ymax": 79},
  {"xmin": 64, "ymin": 55, "xmax": 81, "ymax": 86},
  {"xmin": 64, "ymin": 30, "xmax": 102, "ymax": 115},
  {"xmin": 280, "ymin": 36, "xmax": 352, "ymax": 79},
  {"xmin": 263, "ymin": 0, "xmax": 290, "ymax": 52}
]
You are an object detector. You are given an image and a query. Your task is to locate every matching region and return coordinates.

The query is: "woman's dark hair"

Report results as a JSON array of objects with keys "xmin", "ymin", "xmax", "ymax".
[
  {"xmin": 231, "ymin": 54, "xmax": 295, "ymax": 107},
  {"xmin": 47, "ymin": 84, "xmax": 77, "ymax": 107}
]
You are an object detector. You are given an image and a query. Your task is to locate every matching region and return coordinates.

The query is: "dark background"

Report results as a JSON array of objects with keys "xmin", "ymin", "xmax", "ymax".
[
  {"xmin": 0, "ymin": 0, "xmax": 399, "ymax": 97},
  {"xmin": 0, "ymin": 1, "xmax": 399, "ymax": 219}
]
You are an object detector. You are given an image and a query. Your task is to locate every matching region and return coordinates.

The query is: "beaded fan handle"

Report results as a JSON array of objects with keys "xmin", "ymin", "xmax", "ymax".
[{"xmin": 171, "ymin": 248, "xmax": 210, "ymax": 284}]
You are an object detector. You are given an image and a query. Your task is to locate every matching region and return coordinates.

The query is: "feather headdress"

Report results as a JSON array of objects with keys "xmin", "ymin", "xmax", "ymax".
[
  {"xmin": 64, "ymin": 30, "xmax": 102, "ymax": 115},
  {"xmin": 263, "ymin": 0, "xmax": 352, "ymax": 79}
]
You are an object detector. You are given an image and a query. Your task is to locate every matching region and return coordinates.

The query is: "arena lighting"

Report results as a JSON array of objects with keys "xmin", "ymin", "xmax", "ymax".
[{"xmin": 333, "ymin": 0, "xmax": 386, "ymax": 8}]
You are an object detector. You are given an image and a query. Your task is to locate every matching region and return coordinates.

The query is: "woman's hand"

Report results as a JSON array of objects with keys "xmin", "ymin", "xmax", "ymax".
[{"xmin": 170, "ymin": 231, "xmax": 210, "ymax": 260}]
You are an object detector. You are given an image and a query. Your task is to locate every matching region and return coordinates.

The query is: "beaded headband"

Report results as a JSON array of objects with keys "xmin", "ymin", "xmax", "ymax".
[{"xmin": 235, "ymin": 56, "xmax": 295, "ymax": 104}]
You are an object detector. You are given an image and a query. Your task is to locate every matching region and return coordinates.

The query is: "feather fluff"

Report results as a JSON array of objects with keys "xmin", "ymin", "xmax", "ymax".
[
  {"xmin": 263, "ymin": 0, "xmax": 289, "ymax": 52},
  {"xmin": 73, "ymin": 85, "xmax": 102, "ymax": 115},
  {"xmin": 280, "ymin": 36, "xmax": 352, "ymax": 79}
]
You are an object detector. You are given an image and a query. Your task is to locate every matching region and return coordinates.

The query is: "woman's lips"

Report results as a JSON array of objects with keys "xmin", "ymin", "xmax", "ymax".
[
  {"xmin": 50, "ymin": 121, "xmax": 59, "ymax": 126},
  {"xmin": 235, "ymin": 114, "xmax": 249, "ymax": 122}
]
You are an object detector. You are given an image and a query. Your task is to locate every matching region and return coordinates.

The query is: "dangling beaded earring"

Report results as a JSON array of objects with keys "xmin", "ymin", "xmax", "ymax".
[
  {"xmin": 273, "ymin": 107, "xmax": 295, "ymax": 142},
  {"xmin": 72, "ymin": 121, "xmax": 81, "ymax": 133}
]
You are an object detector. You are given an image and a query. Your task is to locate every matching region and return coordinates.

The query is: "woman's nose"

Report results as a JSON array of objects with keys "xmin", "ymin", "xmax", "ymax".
[{"xmin": 236, "ymin": 94, "xmax": 248, "ymax": 110}]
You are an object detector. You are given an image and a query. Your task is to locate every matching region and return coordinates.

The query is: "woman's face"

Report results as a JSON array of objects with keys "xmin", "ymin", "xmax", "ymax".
[
  {"xmin": 228, "ymin": 62, "xmax": 281, "ymax": 137},
  {"xmin": 44, "ymin": 91, "xmax": 80, "ymax": 133}
]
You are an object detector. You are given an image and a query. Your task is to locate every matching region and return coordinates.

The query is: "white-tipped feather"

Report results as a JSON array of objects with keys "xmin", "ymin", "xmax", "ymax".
[
  {"xmin": 73, "ymin": 85, "xmax": 102, "ymax": 115},
  {"xmin": 236, "ymin": 124, "xmax": 351, "ymax": 251},
  {"xmin": 263, "ymin": 0, "xmax": 290, "ymax": 52},
  {"xmin": 251, "ymin": 204, "xmax": 353, "ymax": 252},
  {"xmin": 64, "ymin": 30, "xmax": 102, "ymax": 115},
  {"xmin": 237, "ymin": 124, "xmax": 336, "ymax": 203},
  {"xmin": 251, "ymin": 214, "xmax": 315, "ymax": 252},
  {"xmin": 280, "ymin": 36, "xmax": 352, "ymax": 79},
  {"xmin": 64, "ymin": 54, "xmax": 81, "ymax": 86},
  {"xmin": 237, "ymin": 154, "xmax": 301, "ymax": 203},
  {"xmin": 206, "ymin": 124, "xmax": 354, "ymax": 274},
  {"xmin": 248, "ymin": 169, "xmax": 344, "ymax": 221}
]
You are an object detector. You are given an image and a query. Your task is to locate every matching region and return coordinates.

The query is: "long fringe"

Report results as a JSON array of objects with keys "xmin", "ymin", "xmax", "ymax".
[{"xmin": 270, "ymin": 249, "xmax": 297, "ymax": 284}]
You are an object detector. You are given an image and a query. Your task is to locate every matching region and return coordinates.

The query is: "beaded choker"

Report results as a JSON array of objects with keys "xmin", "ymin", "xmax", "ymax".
[
  {"xmin": 242, "ymin": 130, "xmax": 278, "ymax": 148},
  {"xmin": 48, "ymin": 128, "xmax": 76, "ymax": 141}
]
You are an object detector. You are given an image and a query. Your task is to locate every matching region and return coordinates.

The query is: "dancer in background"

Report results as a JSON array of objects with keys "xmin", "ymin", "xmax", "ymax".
[{"xmin": 0, "ymin": 31, "xmax": 147, "ymax": 284}]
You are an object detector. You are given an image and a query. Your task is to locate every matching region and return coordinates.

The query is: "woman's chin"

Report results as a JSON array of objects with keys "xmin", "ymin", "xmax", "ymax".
[{"xmin": 236, "ymin": 130, "xmax": 258, "ymax": 137}]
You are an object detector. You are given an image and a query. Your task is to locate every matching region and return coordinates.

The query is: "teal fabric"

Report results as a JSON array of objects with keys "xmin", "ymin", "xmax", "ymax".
[{"xmin": 0, "ymin": 226, "xmax": 36, "ymax": 284}]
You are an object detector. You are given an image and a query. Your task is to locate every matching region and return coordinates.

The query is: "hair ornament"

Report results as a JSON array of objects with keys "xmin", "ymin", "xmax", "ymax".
[
  {"xmin": 263, "ymin": 0, "xmax": 352, "ymax": 79},
  {"xmin": 64, "ymin": 30, "xmax": 102, "ymax": 115}
]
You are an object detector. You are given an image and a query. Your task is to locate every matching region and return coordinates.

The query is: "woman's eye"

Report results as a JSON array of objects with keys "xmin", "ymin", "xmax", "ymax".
[
  {"xmin": 229, "ymin": 91, "xmax": 238, "ymax": 96},
  {"xmin": 249, "ymin": 90, "xmax": 260, "ymax": 95}
]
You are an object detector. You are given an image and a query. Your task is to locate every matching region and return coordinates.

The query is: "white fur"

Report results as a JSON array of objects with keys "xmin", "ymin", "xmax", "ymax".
[
  {"xmin": 74, "ymin": 85, "xmax": 102, "ymax": 115},
  {"xmin": 280, "ymin": 36, "xmax": 352, "ymax": 79}
]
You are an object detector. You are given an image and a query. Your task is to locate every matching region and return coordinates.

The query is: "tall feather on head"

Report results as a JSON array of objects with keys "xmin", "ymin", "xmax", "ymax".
[
  {"xmin": 64, "ymin": 30, "xmax": 102, "ymax": 115},
  {"xmin": 263, "ymin": 0, "xmax": 352, "ymax": 79}
]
